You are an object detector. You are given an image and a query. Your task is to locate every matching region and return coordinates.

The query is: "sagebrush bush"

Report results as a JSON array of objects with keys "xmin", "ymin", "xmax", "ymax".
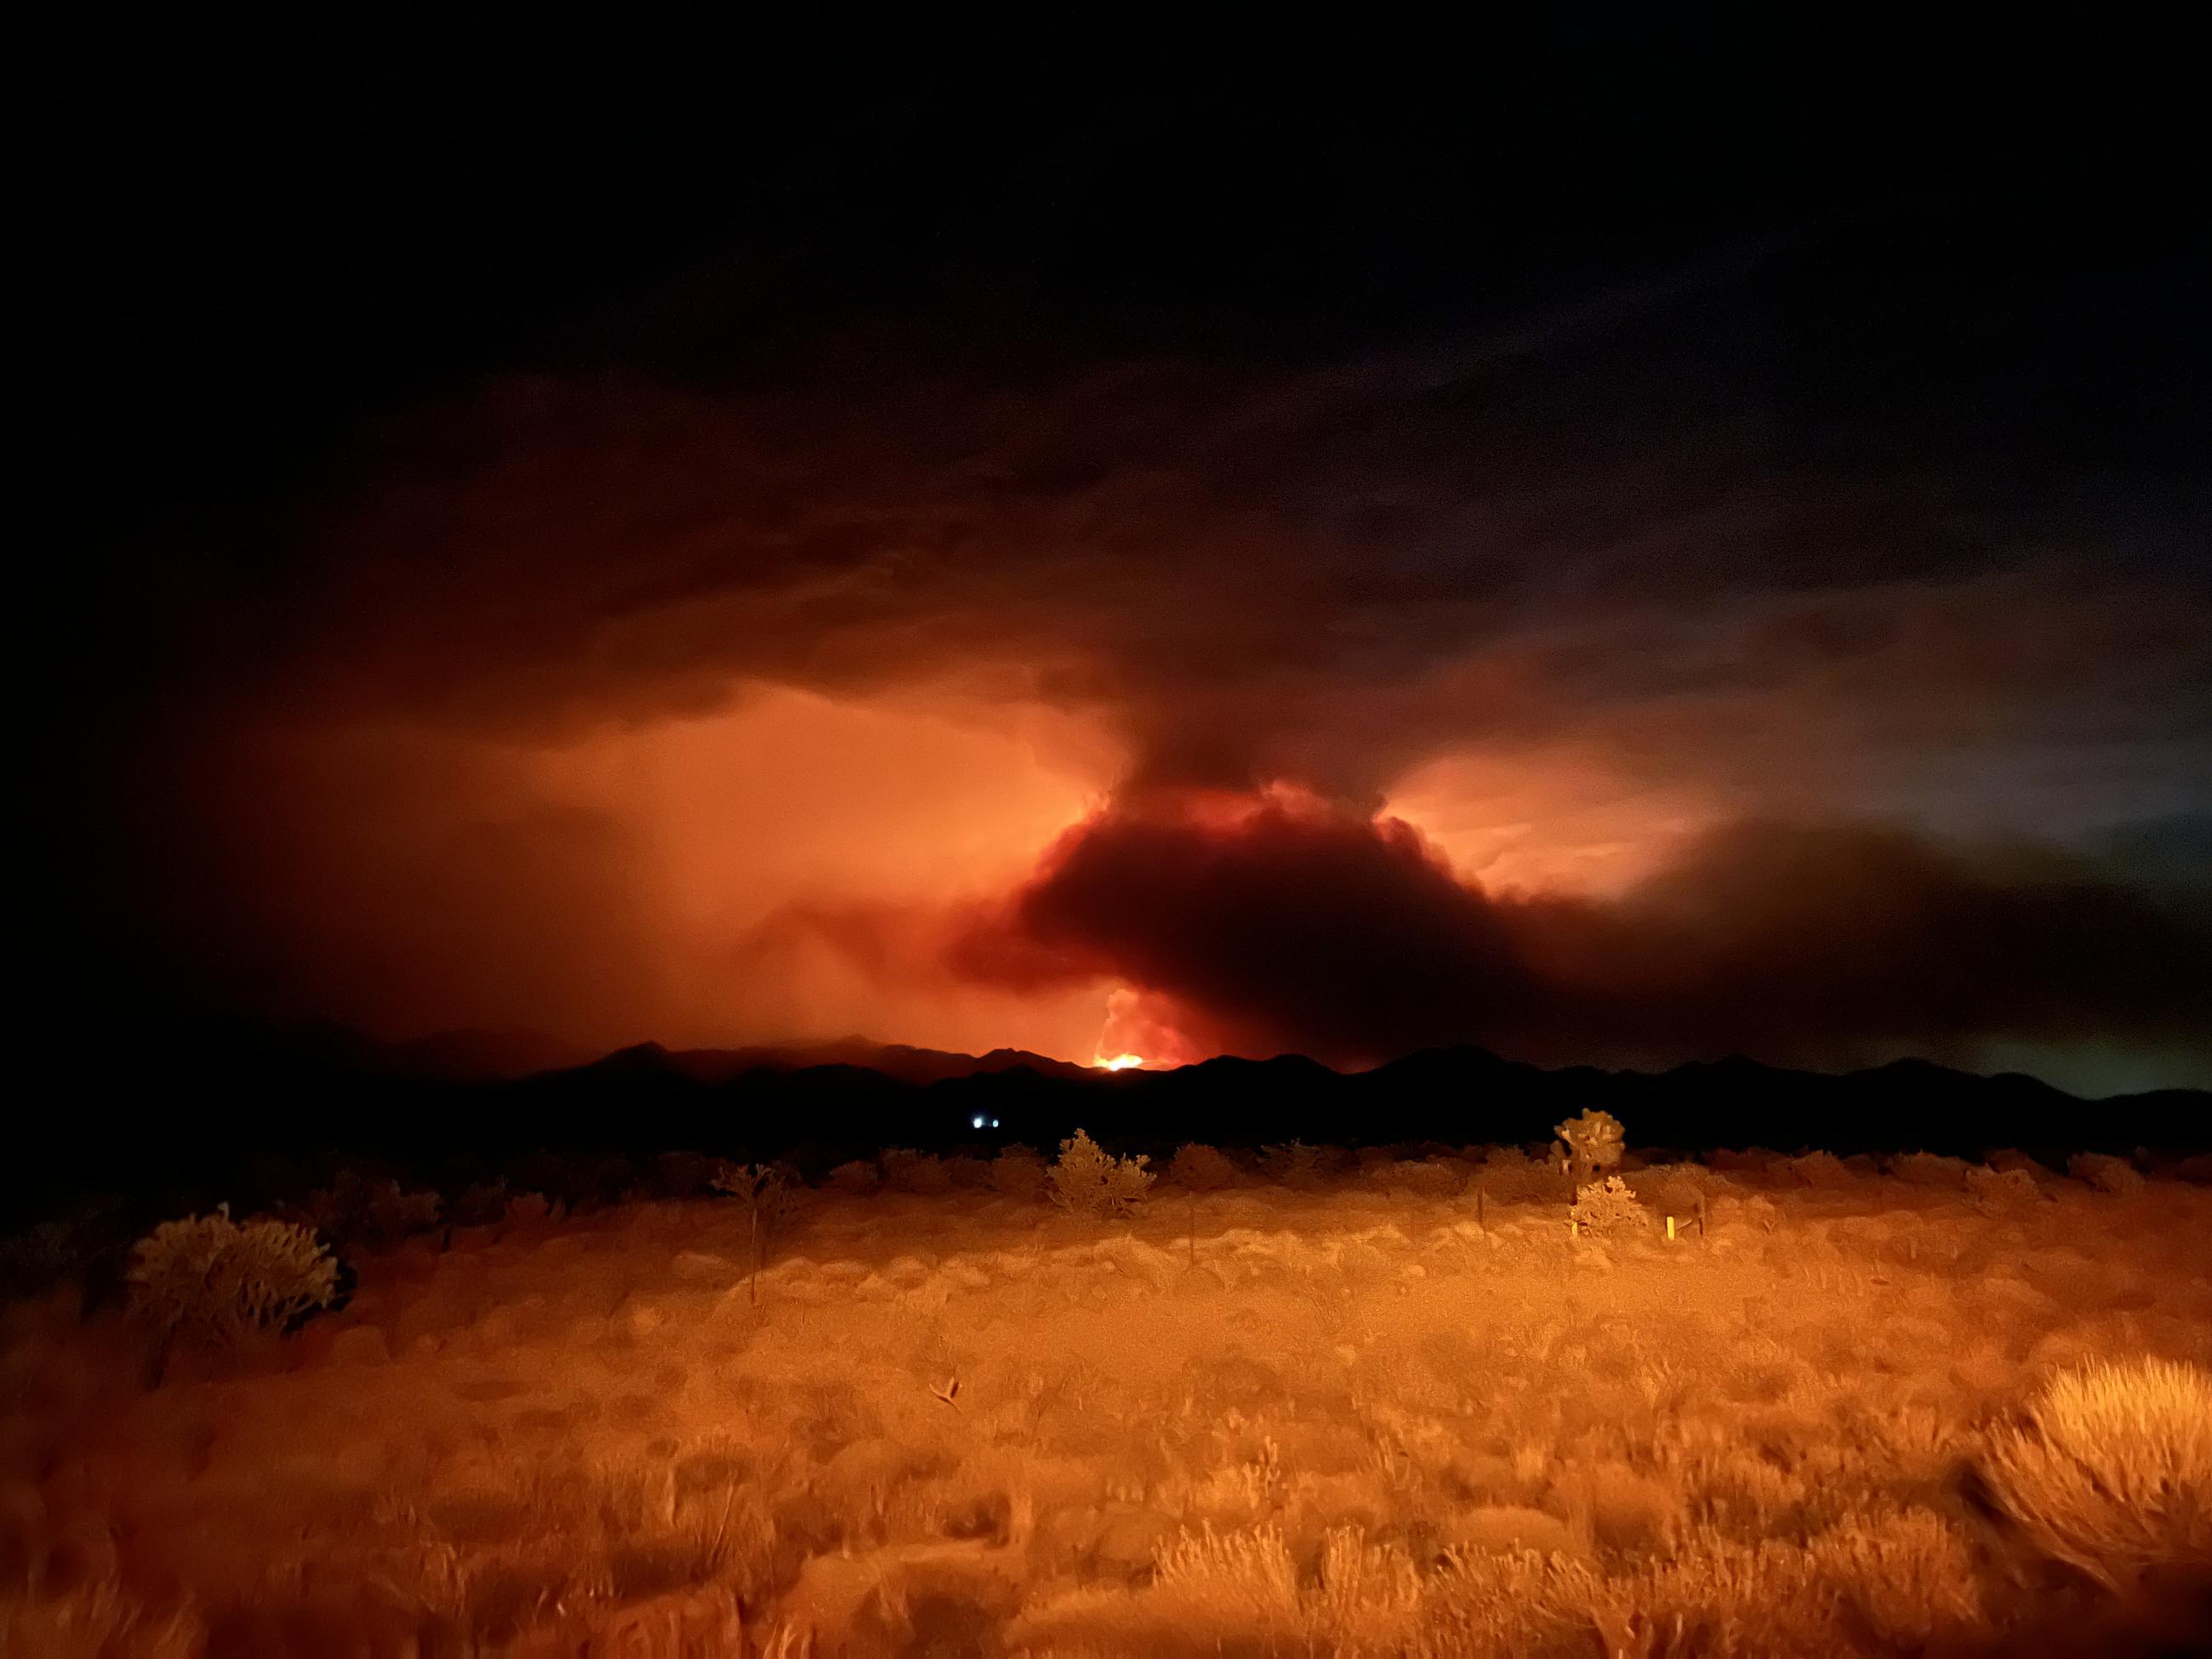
[
  {"xmin": 1593, "ymin": 1508, "xmax": 1985, "ymax": 1657},
  {"xmin": 1569, "ymin": 1177, "xmax": 1648, "ymax": 1239},
  {"xmin": 1982, "ymin": 1357, "xmax": 2212, "ymax": 1590},
  {"xmin": 1049, "ymin": 1129, "xmax": 1154, "ymax": 1218},
  {"xmin": 1167, "ymin": 1143, "xmax": 1240, "ymax": 1191},
  {"xmin": 1628, "ymin": 1166, "xmax": 1718, "ymax": 1219},
  {"xmin": 988, "ymin": 1147, "xmax": 1048, "ymax": 1200},
  {"xmin": 127, "ymin": 1208, "xmax": 337, "ymax": 1349}
]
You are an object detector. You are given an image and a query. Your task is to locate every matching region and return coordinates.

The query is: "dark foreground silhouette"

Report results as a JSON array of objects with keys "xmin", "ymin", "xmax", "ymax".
[{"xmin": 18, "ymin": 1019, "xmax": 2205, "ymax": 1231}]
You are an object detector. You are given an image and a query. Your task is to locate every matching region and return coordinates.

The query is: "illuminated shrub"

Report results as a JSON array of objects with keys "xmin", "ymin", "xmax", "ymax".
[
  {"xmin": 1048, "ymin": 1129, "xmax": 1154, "ymax": 1218},
  {"xmin": 1555, "ymin": 1109, "xmax": 1626, "ymax": 1183},
  {"xmin": 988, "ymin": 1146, "xmax": 1049, "ymax": 1200},
  {"xmin": 2067, "ymin": 1152, "xmax": 2145, "ymax": 1195},
  {"xmin": 1167, "ymin": 1143, "xmax": 1240, "ymax": 1191},
  {"xmin": 1599, "ymin": 1508, "xmax": 1986, "ymax": 1656},
  {"xmin": 1568, "ymin": 1176, "xmax": 1649, "ymax": 1238},
  {"xmin": 824, "ymin": 1160, "xmax": 881, "ymax": 1196},
  {"xmin": 127, "ymin": 1208, "xmax": 338, "ymax": 1350},
  {"xmin": 1982, "ymin": 1357, "xmax": 2212, "ymax": 1590},
  {"xmin": 1628, "ymin": 1166, "xmax": 1714, "ymax": 1217}
]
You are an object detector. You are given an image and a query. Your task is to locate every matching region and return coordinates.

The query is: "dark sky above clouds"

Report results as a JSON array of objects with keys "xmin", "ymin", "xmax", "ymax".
[{"xmin": 45, "ymin": 10, "xmax": 2211, "ymax": 1089}]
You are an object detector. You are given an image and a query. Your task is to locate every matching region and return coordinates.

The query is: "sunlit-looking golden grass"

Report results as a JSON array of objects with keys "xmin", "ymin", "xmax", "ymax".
[{"xmin": 4, "ymin": 1146, "xmax": 2209, "ymax": 1653}]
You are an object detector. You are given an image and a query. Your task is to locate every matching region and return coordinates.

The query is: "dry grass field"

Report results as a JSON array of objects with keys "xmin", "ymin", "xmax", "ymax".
[{"xmin": 5, "ymin": 1148, "xmax": 2210, "ymax": 1656}]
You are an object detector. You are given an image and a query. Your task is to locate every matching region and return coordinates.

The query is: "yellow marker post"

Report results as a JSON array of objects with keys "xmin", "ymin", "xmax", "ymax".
[{"xmin": 1667, "ymin": 1215, "xmax": 1676, "ymax": 1242}]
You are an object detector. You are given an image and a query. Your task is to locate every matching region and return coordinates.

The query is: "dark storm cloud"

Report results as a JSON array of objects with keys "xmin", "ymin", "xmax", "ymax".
[
  {"xmin": 945, "ymin": 794, "xmax": 2212, "ymax": 1072},
  {"xmin": 186, "ymin": 270, "xmax": 2207, "ymax": 821},
  {"xmin": 48, "ymin": 13, "xmax": 2208, "ymax": 1085},
  {"xmin": 92, "ymin": 234, "xmax": 2204, "ymax": 1077},
  {"xmin": 103, "ymin": 267, "xmax": 2193, "ymax": 1059}
]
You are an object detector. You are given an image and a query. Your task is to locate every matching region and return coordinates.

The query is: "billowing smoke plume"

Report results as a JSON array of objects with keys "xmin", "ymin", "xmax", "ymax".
[
  {"xmin": 72, "ymin": 324, "xmax": 2211, "ymax": 1083},
  {"xmin": 945, "ymin": 790, "xmax": 2212, "ymax": 1072}
]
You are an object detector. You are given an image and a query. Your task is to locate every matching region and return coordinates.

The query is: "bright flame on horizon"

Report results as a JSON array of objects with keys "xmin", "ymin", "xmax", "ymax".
[{"xmin": 1094, "ymin": 1052, "xmax": 1144, "ymax": 1070}]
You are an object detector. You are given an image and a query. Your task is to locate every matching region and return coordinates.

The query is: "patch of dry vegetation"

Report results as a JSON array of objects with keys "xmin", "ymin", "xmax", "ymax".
[
  {"xmin": 1568, "ymin": 1176, "xmax": 1650, "ymax": 1239},
  {"xmin": 3, "ymin": 1148, "xmax": 2209, "ymax": 1653},
  {"xmin": 125, "ymin": 1211, "xmax": 336, "ymax": 1356},
  {"xmin": 1981, "ymin": 1356, "xmax": 2212, "ymax": 1591},
  {"xmin": 1046, "ymin": 1130, "xmax": 1154, "ymax": 1218}
]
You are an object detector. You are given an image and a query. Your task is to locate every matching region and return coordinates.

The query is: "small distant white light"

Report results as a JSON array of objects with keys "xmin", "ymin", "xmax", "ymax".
[
  {"xmin": 972, "ymin": 1114, "xmax": 986, "ymax": 1129},
  {"xmin": 991, "ymin": 1118, "xmax": 1001, "ymax": 1128}
]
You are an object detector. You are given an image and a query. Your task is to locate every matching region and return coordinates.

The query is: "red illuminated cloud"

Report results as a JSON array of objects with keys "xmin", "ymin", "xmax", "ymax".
[{"xmin": 88, "ymin": 340, "xmax": 2210, "ymax": 1080}]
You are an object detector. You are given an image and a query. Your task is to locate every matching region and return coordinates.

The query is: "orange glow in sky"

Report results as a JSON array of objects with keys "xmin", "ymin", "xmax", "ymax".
[
  {"xmin": 189, "ymin": 685, "xmax": 1768, "ymax": 1066},
  {"xmin": 1382, "ymin": 741, "xmax": 1725, "ymax": 897},
  {"xmin": 520, "ymin": 685, "xmax": 1129, "ymax": 1053}
]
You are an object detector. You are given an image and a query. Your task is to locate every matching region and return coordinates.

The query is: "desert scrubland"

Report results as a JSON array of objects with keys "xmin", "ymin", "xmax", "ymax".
[{"xmin": 4, "ymin": 1143, "xmax": 2209, "ymax": 1656}]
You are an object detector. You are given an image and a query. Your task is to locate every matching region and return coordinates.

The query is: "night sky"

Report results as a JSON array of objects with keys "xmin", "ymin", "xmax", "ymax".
[{"xmin": 47, "ymin": 12, "xmax": 2210, "ymax": 1092}]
